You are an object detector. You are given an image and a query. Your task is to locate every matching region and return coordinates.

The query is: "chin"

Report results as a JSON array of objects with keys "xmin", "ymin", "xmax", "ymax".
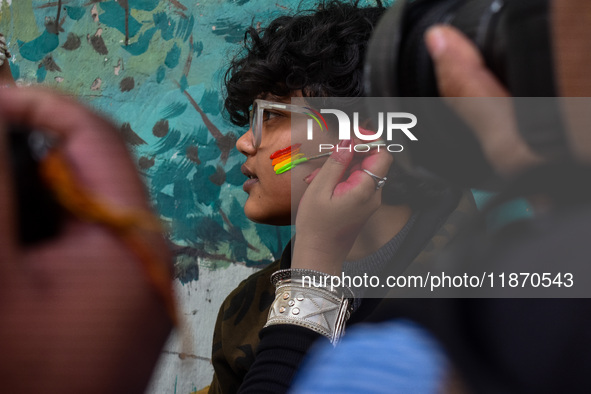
[{"xmin": 243, "ymin": 204, "xmax": 291, "ymax": 226}]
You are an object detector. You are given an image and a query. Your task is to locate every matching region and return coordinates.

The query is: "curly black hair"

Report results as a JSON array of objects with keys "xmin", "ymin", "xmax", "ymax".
[{"xmin": 224, "ymin": 0, "xmax": 385, "ymax": 126}]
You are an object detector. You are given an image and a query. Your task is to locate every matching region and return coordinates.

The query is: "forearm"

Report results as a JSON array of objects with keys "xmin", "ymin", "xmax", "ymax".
[{"xmin": 238, "ymin": 325, "xmax": 325, "ymax": 394}]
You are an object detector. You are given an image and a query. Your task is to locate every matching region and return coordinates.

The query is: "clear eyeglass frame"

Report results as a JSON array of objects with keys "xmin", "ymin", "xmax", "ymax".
[{"xmin": 249, "ymin": 99, "xmax": 317, "ymax": 149}]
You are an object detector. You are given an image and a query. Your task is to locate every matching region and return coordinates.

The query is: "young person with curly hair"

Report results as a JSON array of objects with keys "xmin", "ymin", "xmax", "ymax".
[{"xmin": 207, "ymin": 1, "xmax": 476, "ymax": 393}]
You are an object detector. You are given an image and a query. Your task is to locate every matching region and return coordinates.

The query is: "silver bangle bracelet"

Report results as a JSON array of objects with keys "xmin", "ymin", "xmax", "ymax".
[{"xmin": 265, "ymin": 269, "xmax": 355, "ymax": 344}]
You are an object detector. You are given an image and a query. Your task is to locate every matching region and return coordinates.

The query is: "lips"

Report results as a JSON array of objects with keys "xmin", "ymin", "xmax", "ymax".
[{"xmin": 241, "ymin": 163, "xmax": 259, "ymax": 192}]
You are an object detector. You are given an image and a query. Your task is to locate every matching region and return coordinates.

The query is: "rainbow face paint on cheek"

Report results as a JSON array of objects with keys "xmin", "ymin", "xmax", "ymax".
[
  {"xmin": 270, "ymin": 144, "xmax": 333, "ymax": 174},
  {"xmin": 269, "ymin": 137, "xmax": 388, "ymax": 175},
  {"xmin": 270, "ymin": 144, "xmax": 307, "ymax": 174}
]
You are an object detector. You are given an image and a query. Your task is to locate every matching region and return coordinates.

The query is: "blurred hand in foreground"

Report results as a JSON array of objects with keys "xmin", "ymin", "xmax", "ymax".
[
  {"xmin": 0, "ymin": 87, "xmax": 173, "ymax": 394},
  {"xmin": 425, "ymin": 25, "xmax": 544, "ymax": 177}
]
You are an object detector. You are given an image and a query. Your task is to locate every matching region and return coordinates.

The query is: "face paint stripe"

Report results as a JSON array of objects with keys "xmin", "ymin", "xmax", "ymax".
[
  {"xmin": 276, "ymin": 157, "xmax": 309, "ymax": 174},
  {"xmin": 273, "ymin": 157, "xmax": 293, "ymax": 172},
  {"xmin": 269, "ymin": 143, "xmax": 301, "ymax": 159},
  {"xmin": 271, "ymin": 152, "xmax": 293, "ymax": 166},
  {"xmin": 273, "ymin": 153, "xmax": 305, "ymax": 172}
]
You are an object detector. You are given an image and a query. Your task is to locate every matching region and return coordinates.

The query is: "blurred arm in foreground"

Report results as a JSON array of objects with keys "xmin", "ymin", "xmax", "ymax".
[{"xmin": 0, "ymin": 87, "xmax": 174, "ymax": 394}]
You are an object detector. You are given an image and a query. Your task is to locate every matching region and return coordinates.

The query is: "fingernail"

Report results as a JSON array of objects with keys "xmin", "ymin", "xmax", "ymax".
[
  {"xmin": 425, "ymin": 26, "xmax": 446, "ymax": 58},
  {"xmin": 303, "ymin": 174, "xmax": 313, "ymax": 183}
]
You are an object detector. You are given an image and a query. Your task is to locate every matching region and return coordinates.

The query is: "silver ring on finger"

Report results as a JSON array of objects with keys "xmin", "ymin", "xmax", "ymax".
[{"xmin": 362, "ymin": 169, "xmax": 387, "ymax": 191}]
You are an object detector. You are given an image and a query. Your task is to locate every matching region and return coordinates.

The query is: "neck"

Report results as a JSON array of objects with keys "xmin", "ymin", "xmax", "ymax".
[{"xmin": 345, "ymin": 203, "xmax": 413, "ymax": 261}]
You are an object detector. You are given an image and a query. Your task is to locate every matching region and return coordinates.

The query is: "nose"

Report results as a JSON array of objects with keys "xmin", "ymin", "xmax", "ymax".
[{"xmin": 236, "ymin": 127, "xmax": 256, "ymax": 156}]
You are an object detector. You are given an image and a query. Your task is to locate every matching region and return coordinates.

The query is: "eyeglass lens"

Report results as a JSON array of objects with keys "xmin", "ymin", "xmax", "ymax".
[{"xmin": 251, "ymin": 101, "xmax": 261, "ymax": 148}]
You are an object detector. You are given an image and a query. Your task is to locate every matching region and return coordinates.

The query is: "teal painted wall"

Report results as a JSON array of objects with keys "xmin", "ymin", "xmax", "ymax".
[
  {"xmin": 1, "ymin": 0, "xmax": 388, "ymax": 274},
  {"xmin": 0, "ymin": 0, "xmax": 305, "ymax": 277}
]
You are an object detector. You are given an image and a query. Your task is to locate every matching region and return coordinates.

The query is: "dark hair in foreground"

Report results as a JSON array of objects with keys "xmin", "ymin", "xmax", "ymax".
[{"xmin": 224, "ymin": 0, "xmax": 451, "ymax": 209}]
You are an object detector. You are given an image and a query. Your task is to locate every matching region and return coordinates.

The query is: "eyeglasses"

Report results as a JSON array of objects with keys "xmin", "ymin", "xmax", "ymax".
[{"xmin": 249, "ymin": 99, "xmax": 323, "ymax": 149}]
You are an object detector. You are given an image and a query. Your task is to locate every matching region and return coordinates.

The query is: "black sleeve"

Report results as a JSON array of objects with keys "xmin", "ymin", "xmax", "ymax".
[{"xmin": 238, "ymin": 324, "xmax": 328, "ymax": 394}]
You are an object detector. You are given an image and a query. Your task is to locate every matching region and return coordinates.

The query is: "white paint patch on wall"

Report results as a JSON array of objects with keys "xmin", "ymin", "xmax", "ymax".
[{"xmin": 146, "ymin": 264, "xmax": 260, "ymax": 394}]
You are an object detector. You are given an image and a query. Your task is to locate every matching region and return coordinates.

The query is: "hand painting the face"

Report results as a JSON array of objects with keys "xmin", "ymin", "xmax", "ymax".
[{"xmin": 292, "ymin": 136, "xmax": 394, "ymax": 276}]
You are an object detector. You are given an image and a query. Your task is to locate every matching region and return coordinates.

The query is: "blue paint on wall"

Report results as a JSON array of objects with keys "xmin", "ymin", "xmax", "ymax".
[
  {"xmin": 165, "ymin": 43, "xmax": 181, "ymax": 69},
  {"xmin": 154, "ymin": 12, "xmax": 176, "ymax": 41},
  {"xmin": 161, "ymin": 102, "xmax": 188, "ymax": 119},
  {"xmin": 9, "ymin": 61, "xmax": 20, "ymax": 81},
  {"xmin": 194, "ymin": 41, "xmax": 204, "ymax": 57},
  {"xmin": 36, "ymin": 65, "xmax": 46, "ymax": 83},
  {"xmin": 225, "ymin": 163, "xmax": 248, "ymax": 186},
  {"xmin": 211, "ymin": 18, "xmax": 248, "ymax": 44},
  {"xmin": 193, "ymin": 166, "xmax": 222, "ymax": 206},
  {"xmin": 156, "ymin": 65, "xmax": 166, "ymax": 83},
  {"xmin": 199, "ymin": 90, "xmax": 222, "ymax": 116},
  {"xmin": 65, "ymin": 6, "xmax": 86, "ymax": 21},
  {"xmin": 178, "ymin": 75, "xmax": 189, "ymax": 92},
  {"xmin": 153, "ymin": 129, "xmax": 182, "ymax": 154},
  {"xmin": 18, "ymin": 30, "xmax": 59, "ymax": 62},
  {"xmin": 123, "ymin": 27, "xmax": 158, "ymax": 55},
  {"xmin": 176, "ymin": 15, "xmax": 195, "ymax": 42},
  {"xmin": 99, "ymin": 1, "xmax": 142, "ymax": 38},
  {"xmin": 129, "ymin": 0, "xmax": 161, "ymax": 12}
]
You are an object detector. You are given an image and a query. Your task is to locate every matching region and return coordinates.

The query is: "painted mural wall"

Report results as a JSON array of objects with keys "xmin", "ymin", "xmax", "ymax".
[
  {"xmin": 1, "ymin": 0, "xmax": 298, "ymax": 274},
  {"xmin": 0, "ymin": 0, "xmax": 381, "ymax": 392}
]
